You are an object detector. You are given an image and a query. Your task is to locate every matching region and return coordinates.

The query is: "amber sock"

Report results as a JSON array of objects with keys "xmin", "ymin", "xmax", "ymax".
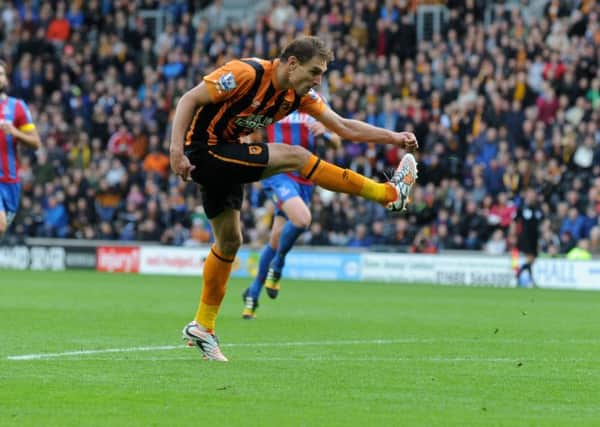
[
  {"xmin": 194, "ymin": 244, "xmax": 234, "ymax": 331},
  {"xmin": 300, "ymin": 155, "xmax": 397, "ymax": 204}
]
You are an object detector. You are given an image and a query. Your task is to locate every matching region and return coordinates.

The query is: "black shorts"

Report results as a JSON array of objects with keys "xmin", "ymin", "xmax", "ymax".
[
  {"xmin": 518, "ymin": 235, "xmax": 538, "ymax": 257},
  {"xmin": 185, "ymin": 142, "xmax": 269, "ymax": 219}
]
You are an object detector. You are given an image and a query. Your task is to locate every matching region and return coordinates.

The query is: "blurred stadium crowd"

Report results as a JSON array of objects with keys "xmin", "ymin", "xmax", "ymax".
[{"xmin": 1, "ymin": 0, "xmax": 599, "ymax": 255}]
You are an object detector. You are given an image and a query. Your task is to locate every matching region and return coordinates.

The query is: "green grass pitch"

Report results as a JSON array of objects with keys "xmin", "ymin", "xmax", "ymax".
[{"xmin": 1, "ymin": 269, "xmax": 599, "ymax": 426}]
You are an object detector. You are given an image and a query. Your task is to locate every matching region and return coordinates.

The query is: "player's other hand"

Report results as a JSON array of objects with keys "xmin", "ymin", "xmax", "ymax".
[
  {"xmin": 393, "ymin": 131, "xmax": 418, "ymax": 152},
  {"xmin": 308, "ymin": 121, "xmax": 327, "ymax": 137},
  {"xmin": 0, "ymin": 120, "xmax": 17, "ymax": 136},
  {"xmin": 170, "ymin": 150, "xmax": 196, "ymax": 182}
]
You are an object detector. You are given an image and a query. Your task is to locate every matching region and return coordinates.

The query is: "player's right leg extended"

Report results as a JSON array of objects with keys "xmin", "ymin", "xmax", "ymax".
[{"xmin": 263, "ymin": 144, "xmax": 413, "ymax": 210}]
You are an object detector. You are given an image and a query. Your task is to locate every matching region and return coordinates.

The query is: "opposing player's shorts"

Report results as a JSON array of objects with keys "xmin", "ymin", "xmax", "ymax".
[
  {"xmin": 262, "ymin": 173, "xmax": 314, "ymax": 218},
  {"xmin": 185, "ymin": 142, "xmax": 269, "ymax": 219},
  {"xmin": 0, "ymin": 182, "xmax": 21, "ymax": 226}
]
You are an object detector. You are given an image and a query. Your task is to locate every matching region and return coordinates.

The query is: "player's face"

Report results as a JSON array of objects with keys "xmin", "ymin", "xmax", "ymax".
[
  {"xmin": 0, "ymin": 66, "xmax": 7, "ymax": 93},
  {"xmin": 288, "ymin": 56, "xmax": 327, "ymax": 96}
]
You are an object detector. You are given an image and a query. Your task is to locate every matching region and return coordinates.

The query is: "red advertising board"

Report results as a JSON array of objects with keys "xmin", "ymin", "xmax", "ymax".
[{"xmin": 97, "ymin": 246, "xmax": 140, "ymax": 273}]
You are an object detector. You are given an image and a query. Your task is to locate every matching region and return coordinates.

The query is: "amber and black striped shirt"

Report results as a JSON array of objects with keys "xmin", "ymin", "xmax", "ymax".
[{"xmin": 185, "ymin": 58, "xmax": 326, "ymax": 147}]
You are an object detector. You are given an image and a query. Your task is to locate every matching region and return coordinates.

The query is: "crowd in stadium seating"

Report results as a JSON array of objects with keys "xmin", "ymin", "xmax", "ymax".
[{"xmin": 3, "ymin": 0, "xmax": 599, "ymax": 256}]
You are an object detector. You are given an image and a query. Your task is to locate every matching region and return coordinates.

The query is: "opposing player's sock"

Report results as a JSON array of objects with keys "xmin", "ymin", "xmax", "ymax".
[
  {"xmin": 247, "ymin": 244, "xmax": 276, "ymax": 300},
  {"xmin": 195, "ymin": 244, "xmax": 234, "ymax": 331},
  {"xmin": 271, "ymin": 221, "xmax": 305, "ymax": 274},
  {"xmin": 263, "ymin": 221, "xmax": 305, "ymax": 300},
  {"xmin": 300, "ymin": 155, "xmax": 397, "ymax": 205}
]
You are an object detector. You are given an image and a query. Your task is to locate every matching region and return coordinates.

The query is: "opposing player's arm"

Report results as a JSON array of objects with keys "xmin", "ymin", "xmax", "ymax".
[
  {"xmin": 307, "ymin": 120, "xmax": 341, "ymax": 148},
  {"xmin": 6, "ymin": 100, "xmax": 41, "ymax": 149},
  {"xmin": 0, "ymin": 123, "xmax": 41, "ymax": 149},
  {"xmin": 313, "ymin": 107, "xmax": 418, "ymax": 151}
]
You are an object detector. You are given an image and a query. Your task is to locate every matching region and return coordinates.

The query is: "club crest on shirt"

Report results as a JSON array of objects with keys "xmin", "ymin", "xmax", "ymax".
[{"xmin": 217, "ymin": 72, "xmax": 237, "ymax": 92}]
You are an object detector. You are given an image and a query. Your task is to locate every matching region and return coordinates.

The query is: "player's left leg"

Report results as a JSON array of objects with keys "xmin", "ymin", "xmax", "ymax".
[
  {"xmin": 184, "ymin": 208, "xmax": 241, "ymax": 362},
  {"xmin": 183, "ymin": 143, "xmax": 268, "ymax": 358}
]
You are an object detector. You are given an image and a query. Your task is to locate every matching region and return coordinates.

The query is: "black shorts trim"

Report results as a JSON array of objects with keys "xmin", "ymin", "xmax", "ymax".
[{"xmin": 305, "ymin": 157, "xmax": 321, "ymax": 180}]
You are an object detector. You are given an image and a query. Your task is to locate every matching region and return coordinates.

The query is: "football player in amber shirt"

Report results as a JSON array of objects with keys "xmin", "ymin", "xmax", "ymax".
[{"xmin": 170, "ymin": 36, "xmax": 418, "ymax": 361}]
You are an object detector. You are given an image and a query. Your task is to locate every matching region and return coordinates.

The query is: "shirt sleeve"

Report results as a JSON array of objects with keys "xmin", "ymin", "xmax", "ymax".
[
  {"xmin": 298, "ymin": 89, "xmax": 327, "ymax": 117},
  {"xmin": 202, "ymin": 60, "xmax": 256, "ymax": 103},
  {"xmin": 14, "ymin": 100, "xmax": 36, "ymax": 132}
]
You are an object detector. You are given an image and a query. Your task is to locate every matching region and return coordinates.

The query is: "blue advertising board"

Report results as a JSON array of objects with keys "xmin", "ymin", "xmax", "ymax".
[{"xmin": 230, "ymin": 248, "xmax": 361, "ymax": 281}]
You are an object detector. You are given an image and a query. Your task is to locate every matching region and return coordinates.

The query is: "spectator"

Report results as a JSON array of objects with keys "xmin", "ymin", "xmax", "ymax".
[
  {"xmin": 143, "ymin": 135, "xmax": 170, "ymax": 180},
  {"xmin": 0, "ymin": 0, "xmax": 595, "ymax": 254},
  {"xmin": 485, "ymin": 229, "xmax": 507, "ymax": 255},
  {"xmin": 410, "ymin": 229, "xmax": 438, "ymax": 254},
  {"xmin": 488, "ymin": 192, "xmax": 516, "ymax": 230},
  {"xmin": 566, "ymin": 238, "xmax": 592, "ymax": 260},
  {"xmin": 347, "ymin": 223, "xmax": 373, "ymax": 248},
  {"xmin": 107, "ymin": 124, "xmax": 134, "ymax": 161},
  {"xmin": 560, "ymin": 207, "xmax": 585, "ymax": 241},
  {"xmin": 308, "ymin": 222, "xmax": 331, "ymax": 246},
  {"xmin": 43, "ymin": 193, "xmax": 69, "ymax": 237},
  {"xmin": 46, "ymin": 6, "xmax": 70, "ymax": 45}
]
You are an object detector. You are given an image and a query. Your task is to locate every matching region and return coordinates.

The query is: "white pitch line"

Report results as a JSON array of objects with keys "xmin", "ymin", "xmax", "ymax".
[
  {"xmin": 69, "ymin": 356, "xmax": 523, "ymax": 363},
  {"xmin": 6, "ymin": 339, "xmax": 422, "ymax": 361},
  {"xmin": 6, "ymin": 337, "xmax": 600, "ymax": 361},
  {"xmin": 7, "ymin": 345, "xmax": 180, "ymax": 361}
]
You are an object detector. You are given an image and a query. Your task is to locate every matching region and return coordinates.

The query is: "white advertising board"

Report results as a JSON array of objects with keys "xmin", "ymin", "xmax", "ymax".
[
  {"xmin": 139, "ymin": 246, "xmax": 210, "ymax": 275},
  {"xmin": 534, "ymin": 258, "xmax": 600, "ymax": 290},
  {"xmin": 361, "ymin": 253, "xmax": 514, "ymax": 287}
]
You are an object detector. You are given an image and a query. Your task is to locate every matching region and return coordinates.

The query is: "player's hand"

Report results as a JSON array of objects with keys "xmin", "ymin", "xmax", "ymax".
[
  {"xmin": 0, "ymin": 121, "xmax": 16, "ymax": 136},
  {"xmin": 170, "ymin": 150, "xmax": 196, "ymax": 182},
  {"xmin": 308, "ymin": 121, "xmax": 327, "ymax": 137},
  {"xmin": 393, "ymin": 131, "xmax": 418, "ymax": 152}
]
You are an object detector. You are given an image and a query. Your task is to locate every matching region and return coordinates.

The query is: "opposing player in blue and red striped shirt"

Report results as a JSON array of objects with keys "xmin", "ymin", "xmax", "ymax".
[
  {"xmin": 242, "ymin": 100, "xmax": 341, "ymax": 319},
  {"xmin": 0, "ymin": 60, "xmax": 41, "ymax": 237}
]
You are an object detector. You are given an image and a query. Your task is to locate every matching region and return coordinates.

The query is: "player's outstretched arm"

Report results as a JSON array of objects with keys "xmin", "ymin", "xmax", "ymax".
[
  {"xmin": 314, "ymin": 107, "xmax": 418, "ymax": 152},
  {"xmin": 169, "ymin": 83, "xmax": 213, "ymax": 181}
]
